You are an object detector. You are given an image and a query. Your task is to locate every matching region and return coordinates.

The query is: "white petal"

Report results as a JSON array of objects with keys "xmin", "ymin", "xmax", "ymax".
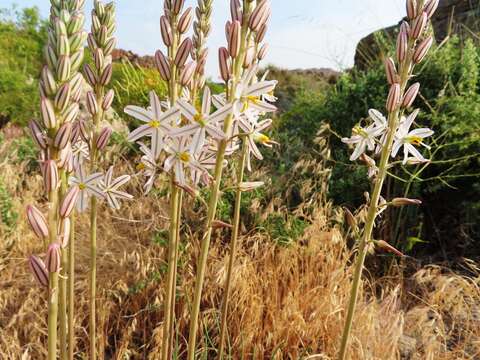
[
  {"xmin": 128, "ymin": 124, "xmax": 153, "ymax": 142},
  {"xmin": 202, "ymin": 87, "xmax": 211, "ymax": 115},
  {"xmin": 124, "ymin": 106, "xmax": 153, "ymax": 123},
  {"xmin": 149, "ymin": 91, "xmax": 163, "ymax": 120},
  {"xmin": 176, "ymin": 100, "xmax": 197, "ymax": 122}
]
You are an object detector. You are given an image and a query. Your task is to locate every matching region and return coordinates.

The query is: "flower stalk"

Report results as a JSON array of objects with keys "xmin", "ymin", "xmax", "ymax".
[{"xmin": 338, "ymin": 1, "xmax": 436, "ymax": 358}]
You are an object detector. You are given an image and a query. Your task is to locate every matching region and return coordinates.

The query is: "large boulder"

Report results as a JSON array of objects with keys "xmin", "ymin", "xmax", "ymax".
[{"xmin": 354, "ymin": 0, "xmax": 480, "ymax": 69}]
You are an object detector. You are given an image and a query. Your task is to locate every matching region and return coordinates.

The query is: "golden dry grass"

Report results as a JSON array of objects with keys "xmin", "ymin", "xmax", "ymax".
[{"xmin": 1, "ymin": 132, "xmax": 480, "ymax": 359}]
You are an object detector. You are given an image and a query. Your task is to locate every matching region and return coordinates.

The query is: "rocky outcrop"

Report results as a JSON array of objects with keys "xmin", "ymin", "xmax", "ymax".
[
  {"xmin": 111, "ymin": 49, "xmax": 156, "ymax": 68},
  {"xmin": 355, "ymin": 0, "xmax": 480, "ymax": 69}
]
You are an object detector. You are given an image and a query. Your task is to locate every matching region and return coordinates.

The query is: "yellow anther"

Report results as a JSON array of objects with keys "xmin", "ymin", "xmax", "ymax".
[
  {"xmin": 78, "ymin": 183, "xmax": 86, "ymax": 190},
  {"xmin": 149, "ymin": 120, "xmax": 160, "ymax": 128},
  {"xmin": 179, "ymin": 152, "xmax": 190, "ymax": 162},
  {"xmin": 136, "ymin": 163, "xmax": 145, "ymax": 171},
  {"xmin": 254, "ymin": 133, "xmax": 270, "ymax": 144},
  {"xmin": 194, "ymin": 113, "xmax": 206, "ymax": 127},
  {"xmin": 407, "ymin": 136, "xmax": 423, "ymax": 146}
]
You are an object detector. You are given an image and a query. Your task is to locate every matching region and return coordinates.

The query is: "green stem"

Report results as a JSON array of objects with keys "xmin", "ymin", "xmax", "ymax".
[
  {"xmin": 338, "ymin": 50, "xmax": 414, "ymax": 359},
  {"xmin": 218, "ymin": 140, "xmax": 248, "ymax": 359},
  {"xmin": 68, "ymin": 211, "xmax": 76, "ymax": 360},
  {"xmin": 162, "ymin": 184, "xmax": 180, "ymax": 360},
  {"xmin": 47, "ymin": 187, "xmax": 59, "ymax": 360},
  {"xmin": 89, "ymin": 196, "xmax": 97, "ymax": 360},
  {"xmin": 59, "ymin": 172, "xmax": 68, "ymax": 360},
  {"xmin": 187, "ymin": 5, "xmax": 252, "ymax": 359}
]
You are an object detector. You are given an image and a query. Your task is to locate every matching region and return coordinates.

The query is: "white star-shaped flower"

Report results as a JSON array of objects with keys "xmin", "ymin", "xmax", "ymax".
[
  {"xmin": 100, "ymin": 166, "xmax": 133, "ymax": 210},
  {"xmin": 69, "ymin": 164, "xmax": 105, "ymax": 212}
]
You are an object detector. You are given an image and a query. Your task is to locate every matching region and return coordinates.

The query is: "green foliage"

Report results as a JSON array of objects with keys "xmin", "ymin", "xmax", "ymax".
[
  {"xmin": 260, "ymin": 213, "xmax": 308, "ymax": 247},
  {"xmin": 0, "ymin": 6, "xmax": 46, "ymax": 126},
  {"xmin": 0, "ymin": 177, "xmax": 18, "ymax": 232},
  {"xmin": 112, "ymin": 60, "xmax": 168, "ymax": 126}
]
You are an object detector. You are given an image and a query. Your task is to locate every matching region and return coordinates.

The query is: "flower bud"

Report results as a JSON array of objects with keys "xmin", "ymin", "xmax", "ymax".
[
  {"xmin": 413, "ymin": 36, "xmax": 433, "ymax": 64},
  {"xmin": 86, "ymin": 91, "xmax": 99, "ymax": 116},
  {"xmin": 27, "ymin": 205, "xmax": 49, "ymax": 239},
  {"xmin": 57, "ymin": 34, "xmax": 70, "ymax": 56},
  {"xmin": 238, "ymin": 181, "xmax": 264, "ymax": 192},
  {"xmin": 54, "ymin": 83, "xmax": 71, "ymax": 112},
  {"xmin": 59, "ymin": 218, "xmax": 71, "ymax": 248},
  {"xmin": 29, "ymin": 119, "xmax": 47, "ymax": 150},
  {"xmin": 60, "ymin": 186, "xmax": 80, "ymax": 218},
  {"xmin": 212, "ymin": 220, "xmax": 233, "ymax": 229},
  {"xmin": 386, "ymin": 83, "xmax": 401, "ymax": 113},
  {"xmin": 375, "ymin": 240, "xmax": 404, "ymax": 257},
  {"xmin": 243, "ymin": 47, "xmax": 255, "ymax": 68},
  {"xmin": 219, "ymin": 47, "xmax": 231, "ymax": 82},
  {"xmin": 249, "ymin": 0, "xmax": 270, "ymax": 32},
  {"xmin": 160, "ymin": 16, "xmax": 173, "ymax": 47},
  {"xmin": 45, "ymin": 243, "xmax": 61, "ymax": 273},
  {"xmin": 103, "ymin": 37, "xmax": 116, "ymax": 56},
  {"xmin": 62, "ymin": 102, "xmax": 80, "ymax": 124},
  {"xmin": 257, "ymin": 24, "xmax": 267, "ymax": 43},
  {"xmin": 228, "ymin": 21, "xmax": 241, "ymax": 58},
  {"xmin": 96, "ymin": 126, "xmax": 113, "ymax": 151},
  {"xmin": 343, "ymin": 207, "xmax": 357, "ymax": 229},
  {"xmin": 98, "ymin": 25, "xmax": 108, "ymax": 46},
  {"xmin": 178, "ymin": 7, "xmax": 193, "ymax": 34},
  {"xmin": 411, "ymin": 12, "xmax": 428, "ymax": 39},
  {"xmin": 230, "ymin": 0, "xmax": 242, "ymax": 22},
  {"xmin": 29, "ymin": 255, "xmax": 49, "ymax": 287},
  {"xmin": 180, "ymin": 61, "xmax": 196, "ymax": 86},
  {"xmin": 174, "ymin": 38, "xmax": 193, "ymax": 67},
  {"xmin": 58, "ymin": 145, "xmax": 74, "ymax": 172},
  {"xmin": 54, "ymin": 122, "xmax": 72, "ymax": 149},
  {"xmin": 384, "ymin": 57, "xmax": 399, "ymax": 85},
  {"xmin": 99, "ymin": 63, "xmax": 112, "ymax": 86},
  {"xmin": 102, "ymin": 89, "xmax": 115, "ymax": 110},
  {"xmin": 406, "ymin": 0, "xmax": 418, "ymax": 19},
  {"xmin": 44, "ymin": 160, "xmax": 59, "ymax": 193},
  {"xmin": 396, "ymin": 27, "xmax": 408, "ymax": 63},
  {"xmin": 424, "ymin": 0, "xmax": 439, "ymax": 19},
  {"xmin": 172, "ymin": 0, "xmax": 185, "ymax": 14},
  {"xmin": 41, "ymin": 66, "xmax": 57, "ymax": 96},
  {"xmin": 56, "ymin": 55, "xmax": 72, "ymax": 82},
  {"xmin": 69, "ymin": 31, "xmax": 86, "ymax": 53},
  {"xmin": 155, "ymin": 50, "xmax": 171, "ymax": 81},
  {"xmin": 257, "ymin": 43, "xmax": 268, "ymax": 61},
  {"xmin": 83, "ymin": 63, "xmax": 98, "ymax": 87},
  {"xmin": 93, "ymin": 48, "xmax": 104, "ymax": 71},
  {"xmin": 225, "ymin": 21, "xmax": 232, "ymax": 42},
  {"xmin": 391, "ymin": 197, "xmax": 422, "ymax": 206},
  {"xmin": 40, "ymin": 98, "xmax": 57, "ymax": 129},
  {"xmin": 402, "ymin": 82, "xmax": 420, "ymax": 108}
]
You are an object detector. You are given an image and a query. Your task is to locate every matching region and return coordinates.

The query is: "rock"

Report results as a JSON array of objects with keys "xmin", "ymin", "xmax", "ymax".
[
  {"xmin": 354, "ymin": 0, "xmax": 480, "ymax": 69},
  {"xmin": 111, "ymin": 49, "xmax": 156, "ymax": 68}
]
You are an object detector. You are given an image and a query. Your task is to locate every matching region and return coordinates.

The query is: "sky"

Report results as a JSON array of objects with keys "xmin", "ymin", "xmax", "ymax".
[{"xmin": 4, "ymin": 0, "xmax": 406, "ymax": 80}]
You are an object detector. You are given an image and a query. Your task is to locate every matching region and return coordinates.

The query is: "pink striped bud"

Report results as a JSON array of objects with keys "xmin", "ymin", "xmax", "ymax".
[
  {"xmin": 257, "ymin": 43, "xmax": 268, "ymax": 61},
  {"xmin": 59, "ymin": 218, "xmax": 71, "ymax": 248},
  {"xmin": 29, "ymin": 255, "xmax": 49, "ymax": 287},
  {"xmin": 155, "ymin": 50, "xmax": 171, "ymax": 81},
  {"xmin": 392, "ymin": 197, "xmax": 422, "ymax": 206},
  {"xmin": 102, "ymin": 89, "xmax": 115, "ymax": 111},
  {"xmin": 174, "ymin": 38, "xmax": 192, "ymax": 67},
  {"xmin": 249, "ymin": 1, "xmax": 270, "ymax": 32},
  {"xmin": 180, "ymin": 61, "xmax": 196, "ymax": 86},
  {"xmin": 45, "ymin": 243, "xmax": 61, "ymax": 273},
  {"xmin": 230, "ymin": 0, "xmax": 242, "ymax": 22},
  {"xmin": 424, "ymin": 0, "xmax": 439, "ymax": 19},
  {"xmin": 172, "ymin": 0, "xmax": 185, "ymax": 14},
  {"xmin": 96, "ymin": 126, "xmax": 112, "ymax": 151},
  {"xmin": 178, "ymin": 7, "xmax": 193, "ymax": 34},
  {"xmin": 384, "ymin": 57, "xmax": 399, "ymax": 85},
  {"xmin": 375, "ymin": 240, "xmax": 404, "ymax": 257},
  {"xmin": 219, "ymin": 47, "xmax": 231, "ymax": 82},
  {"xmin": 99, "ymin": 64, "xmax": 112, "ymax": 86},
  {"xmin": 411, "ymin": 12, "xmax": 428, "ymax": 39},
  {"xmin": 54, "ymin": 122, "xmax": 72, "ymax": 149},
  {"xmin": 86, "ymin": 91, "xmax": 99, "ymax": 116},
  {"xmin": 62, "ymin": 103, "xmax": 80, "ymax": 124},
  {"xmin": 257, "ymin": 24, "xmax": 267, "ymax": 43},
  {"xmin": 386, "ymin": 83, "xmax": 401, "ymax": 113},
  {"xmin": 160, "ymin": 16, "xmax": 173, "ymax": 47},
  {"xmin": 413, "ymin": 36, "xmax": 433, "ymax": 63},
  {"xmin": 27, "ymin": 205, "xmax": 49, "ymax": 239},
  {"xmin": 40, "ymin": 98, "xmax": 57, "ymax": 129},
  {"xmin": 44, "ymin": 160, "xmax": 59, "ymax": 193},
  {"xmin": 29, "ymin": 119, "xmax": 47, "ymax": 149},
  {"xmin": 60, "ymin": 186, "xmax": 79, "ymax": 218},
  {"xmin": 228, "ymin": 20, "xmax": 241, "ymax": 58},
  {"xmin": 406, "ymin": 0, "xmax": 418, "ymax": 19},
  {"xmin": 41, "ymin": 66, "xmax": 57, "ymax": 95},
  {"xmin": 402, "ymin": 82, "xmax": 420, "ymax": 108},
  {"xmin": 54, "ymin": 83, "xmax": 71, "ymax": 112},
  {"xmin": 58, "ymin": 145, "xmax": 74, "ymax": 172},
  {"xmin": 56, "ymin": 55, "xmax": 71, "ymax": 82},
  {"xmin": 400, "ymin": 21, "xmax": 411, "ymax": 36},
  {"xmin": 225, "ymin": 21, "xmax": 232, "ymax": 42},
  {"xmin": 83, "ymin": 63, "xmax": 98, "ymax": 87},
  {"xmin": 93, "ymin": 48, "xmax": 104, "ymax": 71},
  {"xmin": 243, "ymin": 47, "xmax": 255, "ymax": 68},
  {"xmin": 396, "ymin": 27, "xmax": 408, "ymax": 63}
]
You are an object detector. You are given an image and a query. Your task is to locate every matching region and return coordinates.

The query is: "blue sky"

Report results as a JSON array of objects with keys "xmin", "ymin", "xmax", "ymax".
[{"xmin": 5, "ymin": 1, "xmax": 405, "ymax": 79}]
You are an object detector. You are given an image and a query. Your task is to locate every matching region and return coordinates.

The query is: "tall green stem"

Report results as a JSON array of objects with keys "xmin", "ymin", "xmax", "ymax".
[
  {"xmin": 218, "ymin": 141, "xmax": 248, "ymax": 359},
  {"xmin": 187, "ymin": 4, "xmax": 252, "ymax": 359},
  {"xmin": 338, "ymin": 50, "xmax": 413, "ymax": 359},
  {"xmin": 47, "ymin": 185, "xmax": 60, "ymax": 360},
  {"xmin": 59, "ymin": 172, "xmax": 68, "ymax": 360},
  {"xmin": 89, "ymin": 195, "xmax": 98, "ymax": 360},
  {"xmin": 68, "ymin": 212, "xmax": 76, "ymax": 360}
]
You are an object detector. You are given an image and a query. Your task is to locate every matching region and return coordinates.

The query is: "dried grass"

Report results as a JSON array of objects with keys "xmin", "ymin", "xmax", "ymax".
[{"xmin": 1, "ymin": 134, "xmax": 479, "ymax": 359}]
